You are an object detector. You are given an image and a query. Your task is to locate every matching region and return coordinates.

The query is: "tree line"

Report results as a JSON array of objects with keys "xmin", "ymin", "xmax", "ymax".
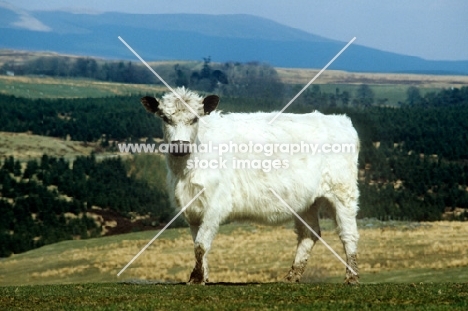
[
  {"xmin": 0, "ymin": 94, "xmax": 164, "ymax": 142},
  {"xmin": 174, "ymin": 57, "xmax": 284, "ymax": 98},
  {"xmin": 1, "ymin": 56, "xmax": 154, "ymax": 84},
  {"xmin": 1, "ymin": 56, "xmax": 283, "ymax": 98},
  {"xmin": 2, "ymin": 54, "xmax": 408, "ymax": 104}
]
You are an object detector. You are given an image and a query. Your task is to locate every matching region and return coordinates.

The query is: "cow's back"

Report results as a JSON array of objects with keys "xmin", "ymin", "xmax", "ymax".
[
  {"xmin": 199, "ymin": 111, "xmax": 357, "ymax": 146},
  {"xmin": 181, "ymin": 111, "xmax": 359, "ymax": 224}
]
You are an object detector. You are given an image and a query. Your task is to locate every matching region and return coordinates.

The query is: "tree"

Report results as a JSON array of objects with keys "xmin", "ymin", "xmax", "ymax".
[
  {"xmin": 72, "ymin": 58, "xmax": 98, "ymax": 78},
  {"xmin": 356, "ymin": 84, "xmax": 374, "ymax": 107},
  {"xmin": 174, "ymin": 64, "xmax": 189, "ymax": 87},
  {"xmin": 406, "ymin": 86, "xmax": 422, "ymax": 106},
  {"xmin": 216, "ymin": 62, "xmax": 282, "ymax": 98},
  {"xmin": 189, "ymin": 57, "xmax": 229, "ymax": 92},
  {"xmin": 200, "ymin": 57, "xmax": 212, "ymax": 79},
  {"xmin": 2, "ymin": 156, "xmax": 15, "ymax": 173},
  {"xmin": 340, "ymin": 90, "xmax": 350, "ymax": 106},
  {"xmin": 329, "ymin": 94, "xmax": 337, "ymax": 107},
  {"xmin": 13, "ymin": 160, "xmax": 22, "ymax": 177}
]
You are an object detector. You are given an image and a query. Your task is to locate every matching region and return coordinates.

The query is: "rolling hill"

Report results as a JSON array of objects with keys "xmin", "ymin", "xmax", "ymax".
[
  {"xmin": 1, "ymin": 220, "xmax": 467, "ymax": 286},
  {"xmin": 1, "ymin": 3, "xmax": 468, "ymax": 74}
]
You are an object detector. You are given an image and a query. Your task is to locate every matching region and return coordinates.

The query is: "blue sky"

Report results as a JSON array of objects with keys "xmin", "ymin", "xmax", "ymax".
[{"xmin": 9, "ymin": 0, "xmax": 468, "ymax": 61}]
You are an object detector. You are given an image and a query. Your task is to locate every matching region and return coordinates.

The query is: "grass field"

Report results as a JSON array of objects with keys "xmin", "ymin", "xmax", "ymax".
[
  {"xmin": 1, "ymin": 283, "xmax": 467, "ymax": 310},
  {"xmin": 279, "ymin": 68, "xmax": 468, "ymax": 105},
  {"xmin": 0, "ymin": 221, "xmax": 467, "ymax": 310},
  {"xmin": 0, "ymin": 131, "xmax": 97, "ymax": 161},
  {"xmin": 305, "ymin": 83, "xmax": 435, "ymax": 105},
  {"xmin": 276, "ymin": 68, "xmax": 468, "ymax": 88},
  {"xmin": 1, "ymin": 66, "xmax": 467, "ymax": 103},
  {"xmin": 1, "ymin": 220, "xmax": 467, "ymax": 287},
  {"xmin": 0, "ymin": 75, "xmax": 165, "ymax": 98}
]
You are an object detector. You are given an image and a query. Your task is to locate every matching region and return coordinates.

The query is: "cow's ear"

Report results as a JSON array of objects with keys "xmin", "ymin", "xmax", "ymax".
[
  {"xmin": 141, "ymin": 96, "xmax": 160, "ymax": 114},
  {"xmin": 203, "ymin": 95, "xmax": 219, "ymax": 115}
]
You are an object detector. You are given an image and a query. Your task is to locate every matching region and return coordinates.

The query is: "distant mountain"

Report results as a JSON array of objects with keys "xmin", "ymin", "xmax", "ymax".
[{"xmin": 1, "ymin": 5, "xmax": 467, "ymax": 75}]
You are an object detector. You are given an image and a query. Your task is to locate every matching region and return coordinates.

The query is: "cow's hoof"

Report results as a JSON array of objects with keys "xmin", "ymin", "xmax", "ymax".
[
  {"xmin": 187, "ymin": 275, "xmax": 206, "ymax": 285},
  {"xmin": 283, "ymin": 270, "xmax": 301, "ymax": 283},
  {"xmin": 187, "ymin": 279, "xmax": 205, "ymax": 285},
  {"xmin": 187, "ymin": 269, "xmax": 206, "ymax": 285},
  {"xmin": 344, "ymin": 275, "xmax": 359, "ymax": 285}
]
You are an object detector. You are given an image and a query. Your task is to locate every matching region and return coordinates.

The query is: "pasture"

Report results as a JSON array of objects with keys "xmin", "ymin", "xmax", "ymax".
[
  {"xmin": 0, "ymin": 131, "xmax": 95, "ymax": 161},
  {"xmin": 276, "ymin": 67, "xmax": 468, "ymax": 88},
  {"xmin": 0, "ymin": 221, "xmax": 467, "ymax": 310},
  {"xmin": 0, "ymin": 75, "xmax": 165, "ymax": 99},
  {"xmin": 1, "ymin": 221, "xmax": 467, "ymax": 285},
  {"xmin": 1, "ymin": 283, "xmax": 467, "ymax": 310},
  {"xmin": 278, "ymin": 68, "xmax": 468, "ymax": 105},
  {"xmin": 1, "ymin": 66, "xmax": 466, "ymax": 103}
]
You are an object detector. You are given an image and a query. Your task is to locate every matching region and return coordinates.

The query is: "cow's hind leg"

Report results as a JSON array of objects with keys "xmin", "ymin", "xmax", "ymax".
[
  {"xmin": 332, "ymin": 193, "xmax": 360, "ymax": 285},
  {"xmin": 284, "ymin": 200, "xmax": 322, "ymax": 283},
  {"xmin": 187, "ymin": 222, "xmax": 219, "ymax": 285}
]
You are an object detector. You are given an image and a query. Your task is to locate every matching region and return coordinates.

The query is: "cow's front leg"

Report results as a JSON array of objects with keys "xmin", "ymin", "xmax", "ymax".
[{"xmin": 187, "ymin": 222, "xmax": 218, "ymax": 285}]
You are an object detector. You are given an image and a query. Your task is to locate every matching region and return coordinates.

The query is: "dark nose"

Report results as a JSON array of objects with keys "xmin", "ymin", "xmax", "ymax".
[{"xmin": 169, "ymin": 140, "xmax": 191, "ymax": 157}]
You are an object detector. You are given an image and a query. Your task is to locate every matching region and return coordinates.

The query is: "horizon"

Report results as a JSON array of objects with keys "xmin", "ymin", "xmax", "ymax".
[{"xmin": 2, "ymin": 0, "xmax": 467, "ymax": 62}]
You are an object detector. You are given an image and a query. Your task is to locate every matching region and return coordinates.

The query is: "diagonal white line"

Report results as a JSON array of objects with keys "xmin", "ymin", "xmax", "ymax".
[
  {"xmin": 118, "ymin": 36, "xmax": 207, "ymax": 124},
  {"xmin": 269, "ymin": 188, "xmax": 358, "ymax": 276},
  {"xmin": 117, "ymin": 188, "xmax": 206, "ymax": 277},
  {"xmin": 269, "ymin": 37, "xmax": 356, "ymax": 124}
]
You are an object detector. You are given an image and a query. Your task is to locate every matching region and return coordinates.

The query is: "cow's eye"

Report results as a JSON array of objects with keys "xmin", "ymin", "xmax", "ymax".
[{"xmin": 191, "ymin": 118, "xmax": 199, "ymax": 125}]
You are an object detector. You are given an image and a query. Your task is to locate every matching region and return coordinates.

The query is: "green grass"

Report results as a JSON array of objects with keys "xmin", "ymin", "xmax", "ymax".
[
  {"xmin": 305, "ymin": 84, "xmax": 441, "ymax": 106},
  {"xmin": 124, "ymin": 154, "xmax": 167, "ymax": 189},
  {"xmin": 0, "ymin": 283, "xmax": 466, "ymax": 310},
  {"xmin": 0, "ymin": 228, "xmax": 183, "ymax": 286},
  {"xmin": 1, "ymin": 222, "xmax": 467, "ymax": 309},
  {"xmin": 325, "ymin": 266, "xmax": 468, "ymax": 284},
  {"xmin": 0, "ymin": 76, "xmax": 164, "ymax": 98},
  {"xmin": 0, "ymin": 74, "xmax": 447, "ymax": 105}
]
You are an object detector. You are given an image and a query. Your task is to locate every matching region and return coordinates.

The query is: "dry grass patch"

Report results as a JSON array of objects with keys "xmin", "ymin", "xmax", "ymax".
[
  {"xmin": 0, "ymin": 131, "xmax": 97, "ymax": 161},
  {"xmin": 1, "ymin": 221, "xmax": 467, "ymax": 286},
  {"xmin": 276, "ymin": 68, "xmax": 468, "ymax": 88}
]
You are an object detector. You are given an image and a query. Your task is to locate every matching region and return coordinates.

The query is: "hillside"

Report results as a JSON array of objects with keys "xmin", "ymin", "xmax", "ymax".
[
  {"xmin": 0, "ymin": 74, "xmax": 166, "ymax": 99},
  {"xmin": 0, "ymin": 152, "xmax": 172, "ymax": 256},
  {"xmin": 1, "ymin": 221, "xmax": 467, "ymax": 286},
  {"xmin": 0, "ymin": 66, "xmax": 468, "ymax": 258},
  {"xmin": 0, "ymin": 131, "xmax": 95, "ymax": 161},
  {"xmin": 2, "ymin": 55, "xmax": 468, "ymax": 104},
  {"xmin": 1, "ymin": 7, "xmax": 467, "ymax": 74}
]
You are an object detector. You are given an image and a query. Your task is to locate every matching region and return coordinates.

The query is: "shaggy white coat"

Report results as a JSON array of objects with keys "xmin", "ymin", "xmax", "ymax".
[{"xmin": 143, "ymin": 87, "xmax": 360, "ymax": 284}]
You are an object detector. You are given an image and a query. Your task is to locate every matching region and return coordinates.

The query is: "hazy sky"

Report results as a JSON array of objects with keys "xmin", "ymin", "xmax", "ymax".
[{"xmin": 9, "ymin": 0, "xmax": 468, "ymax": 61}]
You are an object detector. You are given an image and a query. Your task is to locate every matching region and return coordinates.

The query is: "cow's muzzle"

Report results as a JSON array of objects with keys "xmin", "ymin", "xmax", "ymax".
[{"xmin": 169, "ymin": 140, "xmax": 191, "ymax": 157}]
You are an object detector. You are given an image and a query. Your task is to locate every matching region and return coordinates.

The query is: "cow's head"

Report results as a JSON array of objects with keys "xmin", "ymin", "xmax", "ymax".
[{"xmin": 141, "ymin": 87, "xmax": 219, "ymax": 157}]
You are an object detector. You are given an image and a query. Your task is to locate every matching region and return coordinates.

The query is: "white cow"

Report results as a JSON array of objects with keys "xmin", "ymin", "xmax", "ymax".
[{"xmin": 141, "ymin": 87, "xmax": 360, "ymax": 284}]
